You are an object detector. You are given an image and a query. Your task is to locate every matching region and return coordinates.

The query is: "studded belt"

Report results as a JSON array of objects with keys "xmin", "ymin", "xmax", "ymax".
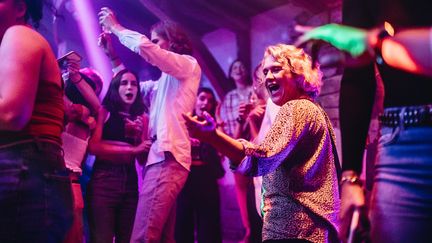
[{"xmin": 379, "ymin": 104, "xmax": 432, "ymax": 128}]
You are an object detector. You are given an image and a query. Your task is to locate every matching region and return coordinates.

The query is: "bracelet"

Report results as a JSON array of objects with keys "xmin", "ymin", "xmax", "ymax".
[
  {"xmin": 72, "ymin": 75, "xmax": 83, "ymax": 84},
  {"xmin": 340, "ymin": 175, "xmax": 362, "ymax": 186},
  {"xmin": 375, "ymin": 22, "xmax": 393, "ymax": 65}
]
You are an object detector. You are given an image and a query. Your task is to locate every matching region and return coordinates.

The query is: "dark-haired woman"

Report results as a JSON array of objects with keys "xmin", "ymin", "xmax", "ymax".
[
  {"xmin": 175, "ymin": 87, "xmax": 224, "ymax": 243},
  {"xmin": 87, "ymin": 69, "xmax": 150, "ymax": 243},
  {"xmin": 0, "ymin": 0, "xmax": 74, "ymax": 242},
  {"xmin": 62, "ymin": 58, "xmax": 101, "ymax": 243}
]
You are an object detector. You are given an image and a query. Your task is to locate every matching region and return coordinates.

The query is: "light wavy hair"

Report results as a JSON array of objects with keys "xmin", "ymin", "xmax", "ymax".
[{"xmin": 263, "ymin": 44, "xmax": 323, "ymax": 99}]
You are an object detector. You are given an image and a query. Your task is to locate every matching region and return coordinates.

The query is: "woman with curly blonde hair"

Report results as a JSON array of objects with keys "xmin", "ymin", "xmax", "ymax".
[
  {"xmin": 183, "ymin": 44, "xmax": 340, "ymax": 243},
  {"xmin": 261, "ymin": 44, "xmax": 323, "ymax": 99}
]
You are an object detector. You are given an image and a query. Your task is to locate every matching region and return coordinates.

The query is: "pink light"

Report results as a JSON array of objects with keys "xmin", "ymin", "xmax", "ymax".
[{"xmin": 72, "ymin": 0, "xmax": 112, "ymax": 99}]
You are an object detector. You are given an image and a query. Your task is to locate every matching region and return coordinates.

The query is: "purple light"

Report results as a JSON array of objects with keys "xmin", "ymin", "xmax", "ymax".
[{"xmin": 72, "ymin": 0, "xmax": 112, "ymax": 99}]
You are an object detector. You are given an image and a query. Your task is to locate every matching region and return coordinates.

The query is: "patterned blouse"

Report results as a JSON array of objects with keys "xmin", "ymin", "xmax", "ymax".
[{"xmin": 235, "ymin": 99, "xmax": 340, "ymax": 242}]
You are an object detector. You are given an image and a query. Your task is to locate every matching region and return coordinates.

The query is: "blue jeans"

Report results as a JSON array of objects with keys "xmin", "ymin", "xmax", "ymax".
[
  {"xmin": 0, "ymin": 140, "xmax": 74, "ymax": 243},
  {"xmin": 131, "ymin": 152, "xmax": 189, "ymax": 243},
  {"xmin": 370, "ymin": 125, "xmax": 432, "ymax": 243},
  {"xmin": 86, "ymin": 161, "xmax": 138, "ymax": 243}
]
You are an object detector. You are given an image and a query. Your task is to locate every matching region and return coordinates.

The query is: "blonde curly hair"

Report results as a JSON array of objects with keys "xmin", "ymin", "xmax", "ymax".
[{"xmin": 262, "ymin": 44, "xmax": 323, "ymax": 99}]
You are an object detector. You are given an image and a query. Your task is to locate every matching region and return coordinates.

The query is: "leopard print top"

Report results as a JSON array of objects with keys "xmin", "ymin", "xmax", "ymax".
[{"xmin": 236, "ymin": 99, "xmax": 340, "ymax": 242}]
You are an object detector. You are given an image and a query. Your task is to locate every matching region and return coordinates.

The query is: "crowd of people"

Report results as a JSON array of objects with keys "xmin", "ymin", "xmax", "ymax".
[{"xmin": 1, "ymin": 0, "xmax": 431, "ymax": 243}]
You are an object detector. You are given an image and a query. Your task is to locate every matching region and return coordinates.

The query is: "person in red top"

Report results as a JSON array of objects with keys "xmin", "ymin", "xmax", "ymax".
[{"xmin": 0, "ymin": 0, "xmax": 74, "ymax": 242}]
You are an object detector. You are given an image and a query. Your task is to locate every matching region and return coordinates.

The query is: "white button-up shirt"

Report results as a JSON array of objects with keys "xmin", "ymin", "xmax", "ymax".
[{"xmin": 118, "ymin": 29, "xmax": 201, "ymax": 170}]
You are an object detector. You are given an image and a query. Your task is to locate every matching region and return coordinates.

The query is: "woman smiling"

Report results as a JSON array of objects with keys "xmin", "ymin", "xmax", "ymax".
[{"xmin": 183, "ymin": 44, "xmax": 340, "ymax": 243}]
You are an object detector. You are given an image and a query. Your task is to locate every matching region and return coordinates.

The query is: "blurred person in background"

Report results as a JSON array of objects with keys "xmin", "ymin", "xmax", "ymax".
[
  {"xmin": 220, "ymin": 59, "xmax": 263, "ymax": 243},
  {"xmin": 175, "ymin": 87, "xmax": 224, "ymax": 243},
  {"xmin": 0, "ymin": 0, "xmax": 73, "ymax": 241}
]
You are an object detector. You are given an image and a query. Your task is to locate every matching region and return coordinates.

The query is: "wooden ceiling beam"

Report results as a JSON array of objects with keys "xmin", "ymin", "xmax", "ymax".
[{"xmin": 138, "ymin": 0, "xmax": 234, "ymax": 97}]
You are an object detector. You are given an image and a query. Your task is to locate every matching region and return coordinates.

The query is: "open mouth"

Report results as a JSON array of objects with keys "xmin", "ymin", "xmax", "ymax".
[
  {"xmin": 267, "ymin": 83, "xmax": 280, "ymax": 94},
  {"xmin": 125, "ymin": 93, "xmax": 134, "ymax": 99}
]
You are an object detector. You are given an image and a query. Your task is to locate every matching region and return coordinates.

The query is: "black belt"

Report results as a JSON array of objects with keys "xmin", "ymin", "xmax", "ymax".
[{"xmin": 379, "ymin": 104, "xmax": 432, "ymax": 128}]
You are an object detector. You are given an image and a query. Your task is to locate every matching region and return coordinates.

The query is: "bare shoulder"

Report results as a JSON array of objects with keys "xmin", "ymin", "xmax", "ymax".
[
  {"xmin": 2, "ymin": 25, "xmax": 55, "ymax": 62},
  {"xmin": 5, "ymin": 26, "xmax": 61, "ymax": 83},
  {"xmin": 4, "ymin": 25, "xmax": 46, "ymax": 47}
]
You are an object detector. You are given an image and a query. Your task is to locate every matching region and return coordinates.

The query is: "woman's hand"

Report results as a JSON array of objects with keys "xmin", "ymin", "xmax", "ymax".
[
  {"xmin": 248, "ymin": 103, "xmax": 266, "ymax": 124},
  {"xmin": 80, "ymin": 105, "xmax": 96, "ymax": 129},
  {"xmin": 339, "ymin": 171, "xmax": 367, "ymax": 242},
  {"xmin": 238, "ymin": 102, "xmax": 253, "ymax": 122},
  {"xmin": 182, "ymin": 111, "xmax": 216, "ymax": 142},
  {"xmin": 124, "ymin": 116, "xmax": 145, "ymax": 143},
  {"xmin": 132, "ymin": 139, "xmax": 152, "ymax": 155},
  {"xmin": 64, "ymin": 58, "xmax": 81, "ymax": 83},
  {"xmin": 65, "ymin": 103, "xmax": 84, "ymax": 123}
]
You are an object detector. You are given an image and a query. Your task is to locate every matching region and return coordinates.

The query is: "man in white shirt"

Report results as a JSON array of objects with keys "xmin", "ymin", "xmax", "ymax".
[{"xmin": 99, "ymin": 8, "xmax": 201, "ymax": 243}]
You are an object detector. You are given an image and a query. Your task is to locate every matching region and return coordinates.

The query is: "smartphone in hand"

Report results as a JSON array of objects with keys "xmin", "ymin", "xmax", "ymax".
[{"xmin": 57, "ymin": 51, "xmax": 82, "ymax": 68}]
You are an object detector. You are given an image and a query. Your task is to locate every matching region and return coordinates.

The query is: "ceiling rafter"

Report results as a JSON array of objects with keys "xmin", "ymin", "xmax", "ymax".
[{"xmin": 138, "ymin": 0, "xmax": 235, "ymax": 97}]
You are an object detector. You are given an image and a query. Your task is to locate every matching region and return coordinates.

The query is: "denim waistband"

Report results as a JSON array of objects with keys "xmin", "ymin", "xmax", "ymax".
[
  {"xmin": 0, "ymin": 138, "xmax": 66, "ymax": 171},
  {"xmin": 0, "ymin": 137, "xmax": 62, "ymax": 150},
  {"xmin": 379, "ymin": 104, "xmax": 432, "ymax": 128}
]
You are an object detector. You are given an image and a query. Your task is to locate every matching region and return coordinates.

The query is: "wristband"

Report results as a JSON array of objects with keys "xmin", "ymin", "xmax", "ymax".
[
  {"xmin": 72, "ymin": 75, "xmax": 83, "ymax": 84},
  {"xmin": 375, "ymin": 22, "xmax": 393, "ymax": 65}
]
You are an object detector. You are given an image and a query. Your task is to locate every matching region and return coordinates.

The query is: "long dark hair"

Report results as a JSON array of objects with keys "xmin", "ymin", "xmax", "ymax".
[
  {"xmin": 150, "ymin": 21, "xmax": 192, "ymax": 55},
  {"xmin": 21, "ymin": 0, "xmax": 56, "ymax": 28},
  {"xmin": 102, "ymin": 69, "xmax": 147, "ymax": 117},
  {"xmin": 65, "ymin": 72, "xmax": 97, "ymax": 114}
]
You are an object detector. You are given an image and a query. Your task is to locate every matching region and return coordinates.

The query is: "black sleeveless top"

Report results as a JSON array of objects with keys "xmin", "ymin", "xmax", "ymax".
[{"xmin": 102, "ymin": 112, "xmax": 134, "ymax": 145}]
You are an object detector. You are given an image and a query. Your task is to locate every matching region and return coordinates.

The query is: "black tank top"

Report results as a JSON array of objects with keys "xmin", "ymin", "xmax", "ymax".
[{"xmin": 102, "ymin": 111, "xmax": 143, "ymax": 145}]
